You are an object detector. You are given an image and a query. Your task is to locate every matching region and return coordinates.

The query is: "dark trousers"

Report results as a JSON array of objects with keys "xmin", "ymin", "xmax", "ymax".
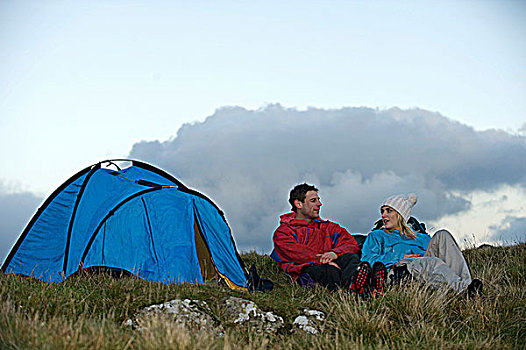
[{"xmin": 301, "ymin": 253, "xmax": 360, "ymax": 291}]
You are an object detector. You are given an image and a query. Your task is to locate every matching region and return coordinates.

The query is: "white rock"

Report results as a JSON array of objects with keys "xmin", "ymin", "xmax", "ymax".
[
  {"xmin": 293, "ymin": 315, "xmax": 309, "ymax": 326},
  {"xmin": 291, "ymin": 309, "xmax": 326, "ymax": 335},
  {"xmin": 126, "ymin": 298, "xmax": 223, "ymax": 335},
  {"xmin": 221, "ymin": 296, "xmax": 284, "ymax": 333}
]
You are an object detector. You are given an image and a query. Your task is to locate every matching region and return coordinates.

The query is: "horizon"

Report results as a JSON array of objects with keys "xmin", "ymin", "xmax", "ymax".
[{"xmin": 1, "ymin": 1, "xmax": 525, "ymax": 262}]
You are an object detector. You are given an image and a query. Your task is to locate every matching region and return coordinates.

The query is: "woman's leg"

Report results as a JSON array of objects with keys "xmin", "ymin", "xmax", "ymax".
[
  {"xmin": 404, "ymin": 256, "xmax": 469, "ymax": 293},
  {"xmin": 422, "ymin": 229, "xmax": 472, "ymax": 292}
]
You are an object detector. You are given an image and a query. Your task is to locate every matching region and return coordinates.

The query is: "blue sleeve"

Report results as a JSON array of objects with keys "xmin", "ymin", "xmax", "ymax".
[{"xmin": 361, "ymin": 231, "xmax": 383, "ymax": 266}]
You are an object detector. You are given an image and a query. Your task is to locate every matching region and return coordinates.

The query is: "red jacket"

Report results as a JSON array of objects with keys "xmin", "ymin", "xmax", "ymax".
[{"xmin": 270, "ymin": 212, "xmax": 359, "ymax": 281}]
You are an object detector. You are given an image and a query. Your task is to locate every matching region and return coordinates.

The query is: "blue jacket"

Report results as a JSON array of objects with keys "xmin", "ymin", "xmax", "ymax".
[{"xmin": 361, "ymin": 228, "xmax": 431, "ymax": 269}]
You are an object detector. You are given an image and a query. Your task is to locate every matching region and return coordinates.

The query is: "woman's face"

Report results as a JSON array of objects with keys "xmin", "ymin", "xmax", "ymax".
[{"xmin": 381, "ymin": 206, "xmax": 399, "ymax": 231}]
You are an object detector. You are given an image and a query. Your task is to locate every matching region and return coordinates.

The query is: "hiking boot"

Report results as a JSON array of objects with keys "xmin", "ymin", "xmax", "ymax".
[
  {"xmin": 467, "ymin": 278, "xmax": 483, "ymax": 298},
  {"xmin": 350, "ymin": 262, "xmax": 371, "ymax": 297},
  {"xmin": 389, "ymin": 265, "xmax": 411, "ymax": 285},
  {"xmin": 371, "ymin": 262, "xmax": 387, "ymax": 296}
]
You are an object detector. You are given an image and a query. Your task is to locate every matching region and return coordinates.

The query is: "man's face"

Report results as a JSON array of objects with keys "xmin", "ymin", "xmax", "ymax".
[{"xmin": 295, "ymin": 190, "xmax": 322, "ymax": 222}]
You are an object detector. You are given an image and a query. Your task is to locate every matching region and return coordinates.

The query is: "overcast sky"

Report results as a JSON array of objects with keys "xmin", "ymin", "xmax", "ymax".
[
  {"xmin": 129, "ymin": 105, "xmax": 526, "ymax": 252},
  {"xmin": 1, "ymin": 1, "xmax": 525, "ymax": 263}
]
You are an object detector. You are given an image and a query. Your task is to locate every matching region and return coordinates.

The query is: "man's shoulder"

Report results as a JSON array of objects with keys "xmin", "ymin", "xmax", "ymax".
[
  {"xmin": 277, "ymin": 212, "xmax": 296, "ymax": 225},
  {"xmin": 273, "ymin": 217, "xmax": 299, "ymax": 235},
  {"xmin": 318, "ymin": 218, "xmax": 345, "ymax": 228},
  {"xmin": 274, "ymin": 221, "xmax": 293, "ymax": 233},
  {"xmin": 315, "ymin": 219, "xmax": 352, "ymax": 234}
]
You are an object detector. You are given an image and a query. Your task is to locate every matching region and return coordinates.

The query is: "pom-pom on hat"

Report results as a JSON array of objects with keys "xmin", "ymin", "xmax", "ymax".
[{"xmin": 382, "ymin": 193, "xmax": 418, "ymax": 223}]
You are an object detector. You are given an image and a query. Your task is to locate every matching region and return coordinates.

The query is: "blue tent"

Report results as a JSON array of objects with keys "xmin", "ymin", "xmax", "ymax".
[{"xmin": 1, "ymin": 160, "xmax": 247, "ymax": 289}]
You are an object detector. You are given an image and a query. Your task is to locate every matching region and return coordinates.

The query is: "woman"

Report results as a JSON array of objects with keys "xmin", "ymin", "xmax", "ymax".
[{"xmin": 359, "ymin": 193, "xmax": 482, "ymax": 297}]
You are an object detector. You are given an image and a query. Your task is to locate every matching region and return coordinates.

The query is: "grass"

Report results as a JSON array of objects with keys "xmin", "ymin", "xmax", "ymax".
[{"xmin": 1, "ymin": 243, "xmax": 525, "ymax": 349}]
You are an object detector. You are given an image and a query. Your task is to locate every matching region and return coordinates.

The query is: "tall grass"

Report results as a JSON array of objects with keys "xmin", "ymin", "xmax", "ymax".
[{"xmin": 1, "ymin": 243, "xmax": 524, "ymax": 349}]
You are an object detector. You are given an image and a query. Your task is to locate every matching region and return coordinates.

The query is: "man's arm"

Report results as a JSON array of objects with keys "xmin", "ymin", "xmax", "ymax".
[
  {"xmin": 316, "ymin": 224, "xmax": 359, "ymax": 264},
  {"xmin": 273, "ymin": 227, "xmax": 322, "ymax": 265},
  {"xmin": 329, "ymin": 225, "xmax": 360, "ymax": 255}
]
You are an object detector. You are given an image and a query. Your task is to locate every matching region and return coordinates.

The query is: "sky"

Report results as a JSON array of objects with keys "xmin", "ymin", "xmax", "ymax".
[{"xmin": 1, "ymin": 0, "xmax": 526, "ymax": 263}]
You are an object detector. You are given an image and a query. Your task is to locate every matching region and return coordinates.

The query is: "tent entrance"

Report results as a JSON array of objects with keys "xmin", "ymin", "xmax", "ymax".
[{"xmin": 194, "ymin": 216, "xmax": 219, "ymax": 282}]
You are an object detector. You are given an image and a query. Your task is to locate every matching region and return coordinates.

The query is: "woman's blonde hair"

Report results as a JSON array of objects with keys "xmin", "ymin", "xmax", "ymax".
[{"xmin": 386, "ymin": 211, "xmax": 416, "ymax": 239}]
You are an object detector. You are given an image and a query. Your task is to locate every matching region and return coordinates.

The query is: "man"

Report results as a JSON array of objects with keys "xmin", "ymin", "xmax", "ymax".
[{"xmin": 270, "ymin": 183, "xmax": 362, "ymax": 291}]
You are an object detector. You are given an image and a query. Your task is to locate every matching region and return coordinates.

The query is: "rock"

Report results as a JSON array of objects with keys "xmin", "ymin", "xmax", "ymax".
[
  {"xmin": 220, "ymin": 296, "xmax": 284, "ymax": 333},
  {"xmin": 124, "ymin": 298, "xmax": 223, "ymax": 335},
  {"xmin": 292, "ymin": 309, "xmax": 326, "ymax": 335}
]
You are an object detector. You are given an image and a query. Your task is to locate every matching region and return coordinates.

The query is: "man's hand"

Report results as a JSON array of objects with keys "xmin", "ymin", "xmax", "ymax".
[{"xmin": 316, "ymin": 251, "xmax": 338, "ymax": 264}]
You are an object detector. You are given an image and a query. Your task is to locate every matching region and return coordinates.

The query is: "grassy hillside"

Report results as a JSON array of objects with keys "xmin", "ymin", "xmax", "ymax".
[{"xmin": 1, "ymin": 243, "xmax": 525, "ymax": 349}]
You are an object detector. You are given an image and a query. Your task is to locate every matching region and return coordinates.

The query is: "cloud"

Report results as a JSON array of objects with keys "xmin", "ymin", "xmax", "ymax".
[
  {"xmin": 489, "ymin": 216, "xmax": 526, "ymax": 245},
  {"xmin": 0, "ymin": 184, "xmax": 43, "ymax": 265},
  {"xmin": 129, "ymin": 105, "xmax": 526, "ymax": 252}
]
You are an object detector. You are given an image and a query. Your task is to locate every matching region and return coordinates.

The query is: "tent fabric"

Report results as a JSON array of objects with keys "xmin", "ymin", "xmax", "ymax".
[{"xmin": 2, "ymin": 160, "xmax": 247, "ymax": 288}]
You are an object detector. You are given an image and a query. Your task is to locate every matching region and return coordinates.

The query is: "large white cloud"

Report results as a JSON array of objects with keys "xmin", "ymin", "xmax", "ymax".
[{"xmin": 129, "ymin": 105, "xmax": 526, "ymax": 252}]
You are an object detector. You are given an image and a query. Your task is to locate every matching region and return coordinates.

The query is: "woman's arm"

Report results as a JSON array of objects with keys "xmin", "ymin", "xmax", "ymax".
[{"xmin": 361, "ymin": 231, "xmax": 384, "ymax": 266}]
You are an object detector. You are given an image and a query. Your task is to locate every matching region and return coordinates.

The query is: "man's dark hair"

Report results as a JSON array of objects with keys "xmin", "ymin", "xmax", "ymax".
[{"xmin": 289, "ymin": 183, "xmax": 318, "ymax": 213}]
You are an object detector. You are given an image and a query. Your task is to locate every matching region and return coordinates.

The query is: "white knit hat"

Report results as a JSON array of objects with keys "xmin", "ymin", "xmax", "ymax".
[{"xmin": 382, "ymin": 193, "xmax": 418, "ymax": 223}]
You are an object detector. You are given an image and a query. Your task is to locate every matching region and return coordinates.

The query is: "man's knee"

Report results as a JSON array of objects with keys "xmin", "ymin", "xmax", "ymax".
[
  {"xmin": 302, "ymin": 264, "xmax": 343, "ymax": 290},
  {"xmin": 335, "ymin": 253, "xmax": 361, "ymax": 288},
  {"xmin": 303, "ymin": 264, "xmax": 339, "ymax": 281},
  {"xmin": 336, "ymin": 252, "xmax": 360, "ymax": 265}
]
